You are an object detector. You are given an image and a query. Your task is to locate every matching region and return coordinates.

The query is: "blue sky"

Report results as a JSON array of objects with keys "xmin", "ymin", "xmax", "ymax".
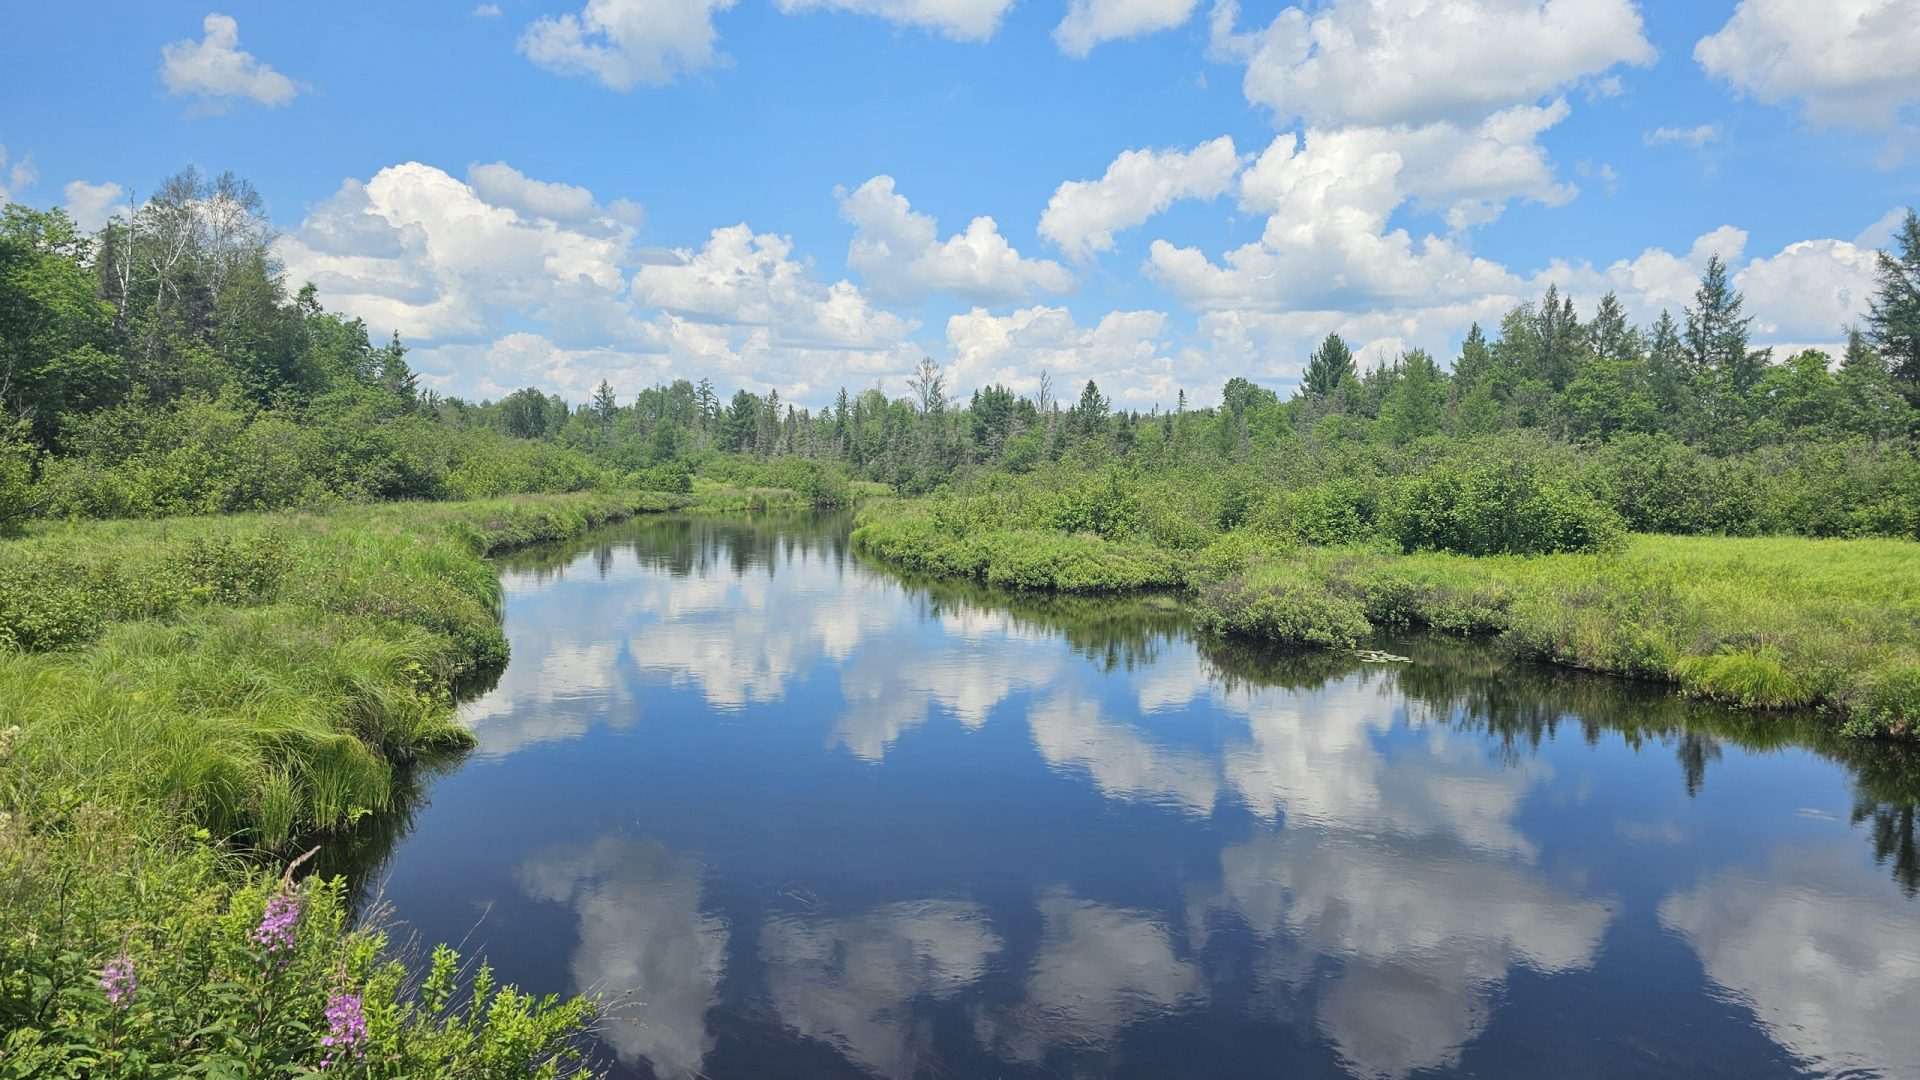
[{"xmin": 2, "ymin": 1, "xmax": 1916, "ymax": 407}]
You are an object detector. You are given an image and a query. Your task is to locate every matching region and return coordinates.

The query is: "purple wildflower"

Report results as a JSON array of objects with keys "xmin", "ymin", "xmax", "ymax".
[
  {"xmin": 250, "ymin": 890, "xmax": 301, "ymax": 954},
  {"xmin": 320, "ymin": 991, "xmax": 368, "ymax": 1068},
  {"xmin": 99, "ymin": 953, "xmax": 136, "ymax": 1008}
]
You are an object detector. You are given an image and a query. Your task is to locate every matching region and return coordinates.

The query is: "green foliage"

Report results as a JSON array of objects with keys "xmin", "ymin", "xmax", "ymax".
[
  {"xmin": 1384, "ymin": 456, "xmax": 1625, "ymax": 555},
  {"xmin": 1047, "ymin": 468, "xmax": 1143, "ymax": 540},
  {"xmin": 1196, "ymin": 566, "xmax": 1371, "ymax": 648},
  {"xmin": 0, "ymin": 431, "xmax": 33, "ymax": 538},
  {"xmin": 1867, "ymin": 208, "xmax": 1920, "ymax": 398},
  {"xmin": 1301, "ymin": 333, "xmax": 1355, "ymax": 398},
  {"xmin": 0, "ymin": 810, "xmax": 595, "ymax": 1079},
  {"xmin": 692, "ymin": 454, "xmax": 853, "ymax": 506},
  {"xmin": 1675, "ymin": 649, "xmax": 1811, "ymax": 710},
  {"xmin": 1253, "ymin": 479, "xmax": 1378, "ymax": 546}
]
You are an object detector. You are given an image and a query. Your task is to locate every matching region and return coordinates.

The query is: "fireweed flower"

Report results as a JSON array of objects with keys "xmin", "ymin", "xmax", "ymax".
[
  {"xmin": 99, "ymin": 953, "xmax": 136, "ymax": 1008},
  {"xmin": 251, "ymin": 890, "xmax": 301, "ymax": 955},
  {"xmin": 320, "ymin": 991, "xmax": 368, "ymax": 1067}
]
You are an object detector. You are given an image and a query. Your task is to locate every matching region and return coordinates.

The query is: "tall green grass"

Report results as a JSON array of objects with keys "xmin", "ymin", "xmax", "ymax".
[{"xmin": 0, "ymin": 488, "xmax": 738, "ymax": 848}]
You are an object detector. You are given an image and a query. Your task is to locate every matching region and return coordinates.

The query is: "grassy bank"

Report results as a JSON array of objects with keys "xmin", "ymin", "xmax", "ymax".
[
  {"xmin": 0, "ymin": 489, "xmax": 721, "ymax": 845},
  {"xmin": 853, "ymin": 502, "xmax": 1920, "ymax": 736},
  {"xmin": 0, "ymin": 485, "xmax": 814, "ymax": 1076}
]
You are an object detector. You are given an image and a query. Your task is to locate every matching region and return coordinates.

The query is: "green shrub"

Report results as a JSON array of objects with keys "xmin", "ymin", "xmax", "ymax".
[
  {"xmin": 1046, "ymin": 468, "xmax": 1144, "ymax": 540},
  {"xmin": 1264, "ymin": 479, "xmax": 1377, "ymax": 546},
  {"xmin": 631, "ymin": 459, "xmax": 694, "ymax": 494},
  {"xmin": 0, "ymin": 433, "xmax": 33, "ymax": 538},
  {"xmin": 1385, "ymin": 457, "xmax": 1625, "ymax": 556},
  {"xmin": 1196, "ymin": 572, "xmax": 1372, "ymax": 649},
  {"xmin": 1846, "ymin": 666, "xmax": 1920, "ymax": 737}
]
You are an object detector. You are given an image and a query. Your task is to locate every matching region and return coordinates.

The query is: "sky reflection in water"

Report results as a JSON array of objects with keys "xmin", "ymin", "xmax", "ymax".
[{"xmin": 368, "ymin": 514, "xmax": 1920, "ymax": 1080}]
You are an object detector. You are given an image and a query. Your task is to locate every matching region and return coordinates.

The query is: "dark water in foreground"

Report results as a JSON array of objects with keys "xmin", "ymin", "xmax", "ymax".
[{"xmin": 364, "ymin": 513, "xmax": 1920, "ymax": 1080}]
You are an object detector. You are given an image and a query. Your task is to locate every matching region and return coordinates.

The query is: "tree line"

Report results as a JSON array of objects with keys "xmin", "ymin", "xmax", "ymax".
[{"xmin": 2, "ymin": 166, "xmax": 1917, "ymax": 528}]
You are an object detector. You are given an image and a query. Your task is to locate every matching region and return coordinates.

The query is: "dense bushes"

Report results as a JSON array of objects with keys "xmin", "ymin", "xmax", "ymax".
[
  {"xmin": 1195, "ymin": 566, "xmax": 1371, "ymax": 648},
  {"xmin": 691, "ymin": 453, "xmax": 855, "ymax": 505},
  {"xmin": 1384, "ymin": 456, "xmax": 1625, "ymax": 555},
  {"xmin": 852, "ymin": 504, "xmax": 1184, "ymax": 593},
  {"xmin": 1586, "ymin": 434, "xmax": 1920, "ymax": 538},
  {"xmin": 33, "ymin": 393, "xmax": 614, "ymax": 520},
  {"xmin": 0, "ymin": 434, "xmax": 31, "ymax": 538}
]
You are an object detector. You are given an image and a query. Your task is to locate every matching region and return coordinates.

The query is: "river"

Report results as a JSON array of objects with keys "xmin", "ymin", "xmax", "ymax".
[{"xmin": 359, "ymin": 512, "xmax": 1920, "ymax": 1079}]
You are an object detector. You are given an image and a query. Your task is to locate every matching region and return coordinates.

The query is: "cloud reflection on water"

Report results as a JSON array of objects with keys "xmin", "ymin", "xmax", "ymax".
[
  {"xmin": 515, "ymin": 836, "xmax": 728, "ymax": 1080},
  {"xmin": 760, "ymin": 900, "xmax": 1003, "ymax": 1078},
  {"xmin": 1659, "ymin": 844, "xmax": 1920, "ymax": 1079},
  {"xmin": 446, "ymin": 518, "xmax": 1918, "ymax": 1080}
]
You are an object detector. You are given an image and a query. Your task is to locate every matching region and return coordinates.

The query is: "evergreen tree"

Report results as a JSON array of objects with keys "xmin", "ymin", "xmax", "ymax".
[
  {"xmin": 1684, "ymin": 255, "xmax": 1765, "ymax": 397},
  {"xmin": 376, "ymin": 332, "xmax": 419, "ymax": 411},
  {"xmin": 1380, "ymin": 349, "xmax": 1446, "ymax": 444},
  {"xmin": 1588, "ymin": 291, "xmax": 1643, "ymax": 363},
  {"xmin": 591, "ymin": 379, "xmax": 618, "ymax": 430},
  {"xmin": 1645, "ymin": 309, "xmax": 1689, "ymax": 420},
  {"xmin": 1837, "ymin": 328, "xmax": 1914, "ymax": 440},
  {"xmin": 1451, "ymin": 322, "xmax": 1497, "ymax": 395},
  {"xmin": 1301, "ymin": 332, "xmax": 1355, "ymax": 398},
  {"xmin": 722, "ymin": 389, "xmax": 758, "ymax": 452},
  {"xmin": 1536, "ymin": 284, "xmax": 1584, "ymax": 389},
  {"xmin": 1867, "ymin": 208, "xmax": 1920, "ymax": 401},
  {"xmin": 1073, "ymin": 379, "xmax": 1109, "ymax": 439}
]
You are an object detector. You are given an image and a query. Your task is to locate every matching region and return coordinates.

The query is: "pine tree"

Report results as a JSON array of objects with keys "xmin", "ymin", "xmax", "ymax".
[
  {"xmin": 591, "ymin": 379, "xmax": 618, "ymax": 430},
  {"xmin": 1646, "ymin": 309, "xmax": 1691, "ymax": 431},
  {"xmin": 375, "ymin": 331, "xmax": 418, "ymax": 411},
  {"xmin": 1684, "ymin": 255, "xmax": 1765, "ymax": 396},
  {"xmin": 1380, "ymin": 349, "xmax": 1446, "ymax": 444},
  {"xmin": 1073, "ymin": 379, "xmax": 1109, "ymax": 438},
  {"xmin": 1536, "ymin": 284, "xmax": 1583, "ymax": 389},
  {"xmin": 1837, "ymin": 328, "xmax": 1912, "ymax": 440},
  {"xmin": 1452, "ymin": 322, "xmax": 1496, "ymax": 393},
  {"xmin": 1867, "ymin": 208, "xmax": 1920, "ymax": 402},
  {"xmin": 1301, "ymin": 332, "xmax": 1355, "ymax": 398},
  {"xmin": 1588, "ymin": 291, "xmax": 1643, "ymax": 363}
]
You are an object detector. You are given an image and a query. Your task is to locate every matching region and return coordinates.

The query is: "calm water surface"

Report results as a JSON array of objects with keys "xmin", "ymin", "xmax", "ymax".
[{"xmin": 364, "ymin": 513, "xmax": 1920, "ymax": 1080}]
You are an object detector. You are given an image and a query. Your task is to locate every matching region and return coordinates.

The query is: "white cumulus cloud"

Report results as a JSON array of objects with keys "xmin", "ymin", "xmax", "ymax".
[
  {"xmin": 1039, "ymin": 135, "xmax": 1240, "ymax": 260},
  {"xmin": 1145, "ymin": 103, "xmax": 1577, "ymax": 313},
  {"xmin": 160, "ymin": 13, "xmax": 299, "ymax": 108},
  {"xmin": 632, "ymin": 223, "xmax": 916, "ymax": 350},
  {"xmin": 1054, "ymin": 0, "xmax": 1201, "ymax": 57},
  {"xmin": 62, "ymin": 180, "xmax": 128, "ymax": 232},
  {"xmin": 1696, "ymin": 0, "xmax": 1920, "ymax": 130},
  {"xmin": 467, "ymin": 161, "xmax": 604, "ymax": 223},
  {"xmin": 1208, "ymin": 0, "xmax": 1653, "ymax": 126},
  {"xmin": 520, "ymin": 0, "xmax": 737, "ymax": 89},
  {"xmin": 840, "ymin": 176, "xmax": 1073, "ymax": 304},
  {"xmin": 946, "ymin": 305, "xmax": 1175, "ymax": 403},
  {"xmin": 276, "ymin": 161, "xmax": 639, "ymax": 343}
]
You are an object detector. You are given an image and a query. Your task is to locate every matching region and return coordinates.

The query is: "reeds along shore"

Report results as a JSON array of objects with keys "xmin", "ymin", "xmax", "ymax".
[{"xmin": 853, "ymin": 497, "xmax": 1920, "ymax": 738}]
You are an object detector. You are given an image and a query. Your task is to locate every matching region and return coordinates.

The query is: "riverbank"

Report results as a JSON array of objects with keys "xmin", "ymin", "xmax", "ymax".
[
  {"xmin": 852, "ymin": 502, "xmax": 1920, "ymax": 736},
  {"xmin": 0, "ymin": 484, "xmax": 819, "ymax": 1076}
]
